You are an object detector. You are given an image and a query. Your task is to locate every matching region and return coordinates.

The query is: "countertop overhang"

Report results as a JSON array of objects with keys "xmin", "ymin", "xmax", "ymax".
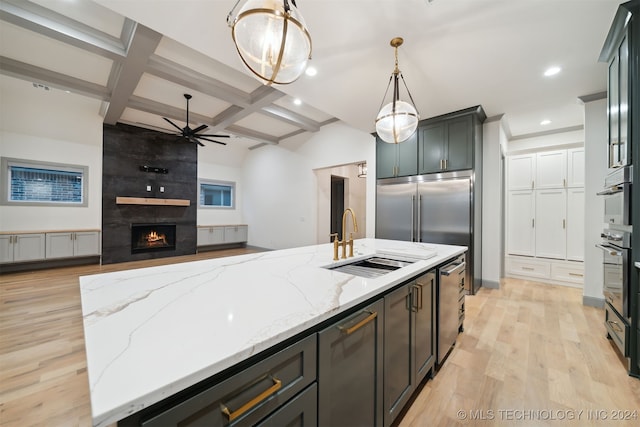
[{"xmin": 79, "ymin": 238, "xmax": 466, "ymax": 426}]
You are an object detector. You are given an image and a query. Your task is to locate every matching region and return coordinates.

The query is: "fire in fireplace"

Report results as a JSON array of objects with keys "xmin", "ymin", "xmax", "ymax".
[{"xmin": 131, "ymin": 223, "xmax": 176, "ymax": 254}]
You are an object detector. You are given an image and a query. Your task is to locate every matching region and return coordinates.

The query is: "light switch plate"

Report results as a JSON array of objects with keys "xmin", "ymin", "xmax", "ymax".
[{"xmin": 146, "ymin": 185, "xmax": 151, "ymax": 191}]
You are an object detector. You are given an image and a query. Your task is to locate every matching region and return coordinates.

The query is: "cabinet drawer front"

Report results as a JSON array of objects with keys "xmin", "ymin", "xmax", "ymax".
[
  {"xmin": 256, "ymin": 383, "xmax": 317, "ymax": 427},
  {"xmin": 506, "ymin": 257, "xmax": 550, "ymax": 279},
  {"xmin": 140, "ymin": 334, "xmax": 316, "ymax": 427},
  {"xmin": 551, "ymin": 263, "xmax": 584, "ymax": 284}
]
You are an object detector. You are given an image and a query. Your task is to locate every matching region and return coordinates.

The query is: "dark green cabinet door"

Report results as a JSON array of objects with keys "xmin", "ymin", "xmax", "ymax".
[
  {"xmin": 318, "ymin": 299, "xmax": 384, "ymax": 427},
  {"xmin": 445, "ymin": 115, "xmax": 473, "ymax": 171},
  {"xmin": 383, "ymin": 285, "xmax": 413, "ymax": 427},
  {"xmin": 413, "ymin": 271, "xmax": 435, "ymax": 383},
  {"xmin": 376, "ymin": 133, "xmax": 418, "ymax": 179},
  {"xmin": 418, "ymin": 123, "xmax": 445, "ymax": 174}
]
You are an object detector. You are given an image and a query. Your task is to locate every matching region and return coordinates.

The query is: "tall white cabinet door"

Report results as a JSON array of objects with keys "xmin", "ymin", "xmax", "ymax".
[
  {"xmin": 507, "ymin": 154, "xmax": 536, "ymax": 190},
  {"xmin": 0, "ymin": 235, "xmax": 13, "ymax": 263},
  {"xmin": 536, "ymin": 150, "xmax": 567, "ymax": 189},
  {"xmin": 507, "ymin": 190, "xmax": 536, "ymax": 256},
  {"xmin": 535, "ymin": 189, "xmax": 567, "ymax": 259},
  {"xmin": 566, "ymin": 188, "xmax": 585, "ymax": 261},
  {"xmin": 567, "ymin": 148, "xmax": 585, "ymax": 187}
]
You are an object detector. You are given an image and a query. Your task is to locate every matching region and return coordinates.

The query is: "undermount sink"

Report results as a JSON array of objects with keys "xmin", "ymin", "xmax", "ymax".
[{"xmin": 326, "ymin": 256, "xmax": 415, "ymax": 278}]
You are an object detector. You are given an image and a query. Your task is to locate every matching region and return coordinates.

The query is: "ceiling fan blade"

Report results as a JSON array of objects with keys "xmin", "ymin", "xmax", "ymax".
[
  {"xmin": 197, "ymin": 136, "xmax": 227, "ymax": 145},
  {"xmin": 192, "ymin": 124, "xmax": 209, "ymax": 134},
  {"xmin": 163, "ymin": 117, "xmax": 184, "ymax": 133},
  {"xmin": 197, "ymin": 134, "xmax": 230, "ymax": 138}
]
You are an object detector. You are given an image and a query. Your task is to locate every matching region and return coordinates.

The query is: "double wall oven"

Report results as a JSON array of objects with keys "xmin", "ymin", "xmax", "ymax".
[{"xmin": 596, "ymin": 166, "xmax": 632, "ymax": 362}]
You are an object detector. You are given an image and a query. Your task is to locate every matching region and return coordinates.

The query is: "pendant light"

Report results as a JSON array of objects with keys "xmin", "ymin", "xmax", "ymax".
[
  {"xmin": 375, "ymin": 37, "xmax": 419, "ymax": 143},
  {"xmin": 227, "ymin": 0, "xmax": 312, "ymax": 85}
]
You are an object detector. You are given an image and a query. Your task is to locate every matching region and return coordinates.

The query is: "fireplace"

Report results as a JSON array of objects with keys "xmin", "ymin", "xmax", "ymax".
[{"xmin": 131, "ymin": 223, "xmax": 176, "ymax": 254}]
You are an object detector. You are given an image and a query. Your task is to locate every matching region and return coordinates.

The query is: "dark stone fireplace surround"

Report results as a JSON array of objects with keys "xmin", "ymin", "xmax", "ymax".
[{"xmin": 102, "ymin": 123, "xmax": 198, "ymax": 264}]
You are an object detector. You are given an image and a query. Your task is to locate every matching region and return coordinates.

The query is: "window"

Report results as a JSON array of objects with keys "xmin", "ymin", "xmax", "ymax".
[
  {"xmin": 199, "ymin": 179, "xmax": 235, "ymax": 208},
  {"xmin": 1, "ymin": 157, "xmax": 88, "ymax": 207}
]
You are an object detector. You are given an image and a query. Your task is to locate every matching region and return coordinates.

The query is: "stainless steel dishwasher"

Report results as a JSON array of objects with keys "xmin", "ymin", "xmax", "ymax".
[{"xmin": 437, "ymin": 255, "xmax": 465, "ymax": 366}]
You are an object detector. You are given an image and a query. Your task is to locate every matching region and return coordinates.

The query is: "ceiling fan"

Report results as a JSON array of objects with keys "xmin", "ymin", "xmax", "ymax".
[{"xmin": 163, "ymin": 94, "xmax": 229, "ymax": 146}]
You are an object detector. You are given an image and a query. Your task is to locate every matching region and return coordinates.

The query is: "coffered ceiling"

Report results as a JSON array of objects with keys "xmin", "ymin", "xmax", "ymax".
[{"xmin": 0, "ymin": 0, "xmax": 621, "ymax": 150}]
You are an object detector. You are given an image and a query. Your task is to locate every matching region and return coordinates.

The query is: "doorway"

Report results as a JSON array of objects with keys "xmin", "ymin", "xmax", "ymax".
[{"xmin": 331, "ymin": 176, "xmax": 345, "ymax": 241}]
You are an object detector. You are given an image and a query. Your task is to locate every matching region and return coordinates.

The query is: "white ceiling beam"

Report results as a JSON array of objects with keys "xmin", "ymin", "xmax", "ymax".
[
  {"xmin": 0, "ymin": 56, "xmax": 110, "ymax": 100},
  {"xmin": 103, "ymin": 24, "xmax": 162, "ymax": 125},
  {"xmin": 0, "ymin": 0, "xmax": 126, "ymax": 60}
]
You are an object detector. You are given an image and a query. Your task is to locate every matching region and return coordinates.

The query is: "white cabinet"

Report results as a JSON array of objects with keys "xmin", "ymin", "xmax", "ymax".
[
  {"xmin": 197, "ymin": 226, "xmax": 225, "ymax": 246},
  {"xmin": 507, "ymin": 190, "xmax": 536, "ymax": 256},
  {"xmin": 0, "ymin": 233, "xmax": 46, "ymax": 263},
  {"xmin": 566, "ymin": 188, "xmax": 584, "ymax": 261},
  {"xmin": 535, "ymin": 189, "xmax": 567, "ymax": 259},
  {"xmin": 224, "ymin": 225, "xmax": 248, "ymax": 243},
  {"xmin": 536, "ymin": 150, "xmax": 567, "ymax": 189},
  {"xmin": 567, "ymin": 148, "xmax": 585, "ymax": 187},
  {"xmin": 45, "ymin": 231, "xmax": 100, "ymax": 259},
  {"xmin": 507, "ymin": 154, "xmax": 536, "ymax": 190},
  {"xmin": 197, "ymin": 225, "xmax": 248, "ymax": 247}
]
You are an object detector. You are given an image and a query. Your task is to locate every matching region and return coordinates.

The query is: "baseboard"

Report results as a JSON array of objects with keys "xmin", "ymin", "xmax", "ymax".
[
  {"xmin": 482, "ymin": 279, "xmax": 500, "ymax": 289},
  {"xmin": 583, "ymin": 295, "xmax": 605, "ymax": 308}
]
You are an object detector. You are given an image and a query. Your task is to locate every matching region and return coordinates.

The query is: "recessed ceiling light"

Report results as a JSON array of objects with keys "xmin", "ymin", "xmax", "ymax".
[
  {"xmin": 305, "ymin": 66, "xmax": 317, "ymax": 77},
  {"xmin": 293, "ymin": 98, "xmax": 302, "ymax": 106},
  {"xmin": 544, "ymin": 66, "xmax": 561, "ymax": 77},
  {"xmin": 540, "ymin": 119, "xmax": 551, "ymax": 126}
]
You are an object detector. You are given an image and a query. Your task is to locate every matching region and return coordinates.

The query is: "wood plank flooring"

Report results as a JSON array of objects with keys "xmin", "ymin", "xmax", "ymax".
[{"xmin": 1, "ymin": 252, "xmax": 639, "ymax": 426}]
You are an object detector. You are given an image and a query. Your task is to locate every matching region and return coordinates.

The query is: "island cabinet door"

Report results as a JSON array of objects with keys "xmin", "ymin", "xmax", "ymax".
[
  {"xmin": 124, "ymin": 334, "xmax": 316, "ymax": 427},
  {"xmin": 413, "ymin": 270, "xmax": 436, "ymax": 384},
  {"xmin": 318, "ymin": 299, "xmax": 384, "ymax": 427}
]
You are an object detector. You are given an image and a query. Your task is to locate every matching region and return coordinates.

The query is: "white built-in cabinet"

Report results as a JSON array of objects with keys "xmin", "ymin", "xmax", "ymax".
[
  {"xmin": 0, "ymin": 233, "xmax": 46, "ymax": 263},
  {"xmin": 0, "ymin": 230, "xmax": 100, "ymax": 265},
  {"xmin": 197, "ymin": 225, "xmax": 248, "ymax": 247},
  {"xmin": 506, "ymin": 148, "xmax": 584, "ymax": 286},
  {"xmin": 45, "ymin": 231, "xmax": 101, "ymax": 259}
]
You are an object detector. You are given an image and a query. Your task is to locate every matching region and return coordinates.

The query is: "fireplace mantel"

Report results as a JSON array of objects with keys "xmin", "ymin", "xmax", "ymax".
[{"xmin": 115, "ymin": 197, "xmax": 190, "ymax": 206}]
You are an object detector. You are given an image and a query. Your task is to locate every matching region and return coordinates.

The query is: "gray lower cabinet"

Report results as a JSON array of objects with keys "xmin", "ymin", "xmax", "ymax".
[
  {"xmin": 120, "ymin": 334, "xmax": 316, "ymax": 427},
  {"xmin": 383, "ymin": 270, "xmax": 436, "ymax": 427},
  {"xmin": 318, "ymin": 299, "xmax": 384, "ymax": 427},
  {"xmin": 255, "ymin": 383, "xmax": 317, "ymax": 427}
]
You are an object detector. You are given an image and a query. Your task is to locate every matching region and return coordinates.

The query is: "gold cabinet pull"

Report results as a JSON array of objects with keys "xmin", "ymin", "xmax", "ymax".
[
  {"xmin": 338, "ymin": 310, "xmax": 377, "ymax": 335},
  {"xmin": 221, "ymin": 376, "xmax": 282, "ymax": 422}
]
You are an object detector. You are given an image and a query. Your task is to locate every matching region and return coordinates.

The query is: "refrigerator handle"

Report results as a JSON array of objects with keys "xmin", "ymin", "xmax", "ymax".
[
  {"xmin": 417, "ymin": 194, "xmax": 422, "ymax": 242},
  {"xmin": 411, "ymin": 195, "xmax": 416, "ymax": 242}
]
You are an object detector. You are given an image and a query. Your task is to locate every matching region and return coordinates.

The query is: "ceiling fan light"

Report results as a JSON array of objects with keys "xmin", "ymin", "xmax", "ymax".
[
  {"xmin": 229, "ymin": 0, "xmax": 312, "ymax": 85},
  {"xmin": 375, "ymin": 100, "xmax": 419, "ymax": 144}
]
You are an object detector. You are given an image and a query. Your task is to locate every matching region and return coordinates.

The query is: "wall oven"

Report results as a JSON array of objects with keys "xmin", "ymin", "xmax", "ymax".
[
  {"xmin": 597, "ymin": 166, "xmax": 632, "ymax": 226},
  {"xmin": 596, "ymin": 229, "xmax": 631, "ymax": 358}
]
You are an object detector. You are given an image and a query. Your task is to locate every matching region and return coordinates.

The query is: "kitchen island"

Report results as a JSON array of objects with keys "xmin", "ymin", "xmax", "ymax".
[{"xmin": 79, "ymin": 238, "xmax": 466, "ymax": 426}]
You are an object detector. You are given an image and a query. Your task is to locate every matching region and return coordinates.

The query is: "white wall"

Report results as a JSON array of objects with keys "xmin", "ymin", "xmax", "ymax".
[
  {"xmin": 582, "ymin": 97, "xmax": 607, "ymax": 306},
  {"xmin": 482, "ymin": 116, "xmax": 508, "ymax": 288},
  {"xmin": 0, "ymin": 76, "xmax": 103, "ymax": 231},
  {"xmin": 242, "ymin": 122, "xmax": 375, "ymax": 249},
  {"xmin": 197, "ymin": 144, "xmax": 246, "ymax": 226}
]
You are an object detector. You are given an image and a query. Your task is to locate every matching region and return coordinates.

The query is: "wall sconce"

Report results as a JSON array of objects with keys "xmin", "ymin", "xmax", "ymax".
[
  {"xmin": 357, "ymin": 163, "xmax": 367, "ymax": 178},
  {"xmin": 375, "ymin": 37, "xmax": 419, "ymax": 143},
  {"xmin": 227, "ymin": 0, "xmax": 312, "ymax": 85}
]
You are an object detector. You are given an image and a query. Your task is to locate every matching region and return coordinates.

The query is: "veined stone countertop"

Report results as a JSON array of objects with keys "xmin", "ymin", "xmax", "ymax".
[{"xmin": 79, "ymin": 238, "xmax": 466, "ymax": 426}]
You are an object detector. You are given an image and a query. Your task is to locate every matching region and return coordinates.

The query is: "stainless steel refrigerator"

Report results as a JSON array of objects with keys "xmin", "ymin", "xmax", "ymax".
[{"xmin": 376, "ymin": 170, "xmax": 481, "ymax": 294}]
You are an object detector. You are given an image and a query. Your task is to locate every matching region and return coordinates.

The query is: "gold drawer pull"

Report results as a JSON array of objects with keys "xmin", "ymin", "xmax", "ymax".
[
  {"xmin": 569, "ymin": 272, "xmax": 583, "ymax": 277},
  {"xmin": 221, "ymin": 376, "xmax": 282, "ymax": 422},
  {"xmin": 521, "ymin": 266, "xmax": 535, "ymax": 271},
  {"xmin": 338, "ymin": 310, "xmax": 377, "ymax": 335}
]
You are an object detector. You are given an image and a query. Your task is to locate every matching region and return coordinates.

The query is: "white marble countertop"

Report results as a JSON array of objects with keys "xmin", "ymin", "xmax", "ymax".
[
  {"xmin": 635, "ymin": 261, "xmax": 640, "ymax": 269},
  {"xmin": 79, "ymin": 238, "xmax": 465, "ymax": 426}
]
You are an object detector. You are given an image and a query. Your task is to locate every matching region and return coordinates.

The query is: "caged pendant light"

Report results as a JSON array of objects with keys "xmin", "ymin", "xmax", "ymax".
[
  {"xmin": 375, "ymin": 37, "xmax": 420, "ymax": 144},
  {"xmin": 227, "ymin": 0, "xmax": 312, "ymax": 85}
]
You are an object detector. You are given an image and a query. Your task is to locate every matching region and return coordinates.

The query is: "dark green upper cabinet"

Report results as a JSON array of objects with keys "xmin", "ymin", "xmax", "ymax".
[
  {"xmin": 418, "ymin": 107, "xmax": 484, "ymax": 175},
  {"xmin": 375, "ymin": 131, "xmax": 418, "ymax": 179},
  {"xmin": 419, "ymin": 115, "xmax": 473, "ymax": 174}
]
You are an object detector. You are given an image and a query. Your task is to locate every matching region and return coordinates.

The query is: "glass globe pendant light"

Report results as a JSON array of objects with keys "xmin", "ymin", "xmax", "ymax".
[
  {"xmin": 375, "ymin": 37, "xmax": 419, "ymax": 143},
  {"xmin": 227, "ymin": 0, "xmax": 312, "ymax": 85}
]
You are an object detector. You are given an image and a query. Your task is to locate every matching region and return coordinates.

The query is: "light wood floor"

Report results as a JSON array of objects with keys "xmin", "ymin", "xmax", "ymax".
[{"xmin": 1, "ymin": 251, "xmax": 639, "ymax": 426}]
